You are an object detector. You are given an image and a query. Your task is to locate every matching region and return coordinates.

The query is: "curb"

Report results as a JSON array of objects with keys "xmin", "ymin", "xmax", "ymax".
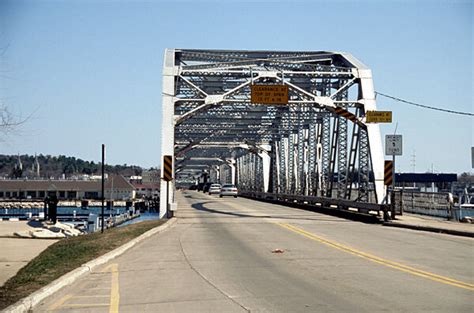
[
  {"xmin": 383, "ymin": 222, "xmax": 474, "ymax": 238},
  {"xmin": 2, "ymin": 217, "xmax": 178, "ymax": 313}
]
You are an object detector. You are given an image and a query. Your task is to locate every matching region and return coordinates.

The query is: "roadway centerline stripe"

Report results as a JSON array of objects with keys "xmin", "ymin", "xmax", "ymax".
[{"xmin": 277, "ymin": 222, "xmax": 474, "ymax": 291}]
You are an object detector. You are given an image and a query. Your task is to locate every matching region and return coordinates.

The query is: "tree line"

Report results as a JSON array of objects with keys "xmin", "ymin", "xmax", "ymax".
[{"xmin": 0, "ymin": 154, "xmax": 143, "ymax": 179}]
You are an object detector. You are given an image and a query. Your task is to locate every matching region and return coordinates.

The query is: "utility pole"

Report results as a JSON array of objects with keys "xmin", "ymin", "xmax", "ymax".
[{"xmin": 101, "ymin": 144, "xmax": 105, "ymax": 233}]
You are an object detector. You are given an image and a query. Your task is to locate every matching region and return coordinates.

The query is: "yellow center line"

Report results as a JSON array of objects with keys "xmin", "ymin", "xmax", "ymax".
[{"xmin": 277, "ymin": 222, "xmax": 474, "ymax": 291}]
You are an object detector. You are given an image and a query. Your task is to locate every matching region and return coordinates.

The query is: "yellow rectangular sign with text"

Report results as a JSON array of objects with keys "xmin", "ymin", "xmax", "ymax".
[
  {"xmin": 251, "ymin": 85, "xmax": 288, "ymax": 105},
  {"xmin": 366, "ymin": 111, "xmax": 392, "ymax": 123}
]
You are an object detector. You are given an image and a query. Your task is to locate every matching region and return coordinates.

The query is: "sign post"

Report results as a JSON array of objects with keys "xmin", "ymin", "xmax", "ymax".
[
  {"xmin": 384, "ymin": 160, "xmax": 394, "ymax": 221},
  {"xmin": 385, "ymin": 134, "xmax": 403, "ymax": 201},
  {"xmin": 101, "ymin": 144, "xmax": 105, "ymax": 233},
  {"xmin": 163, "ymin": 155, "xmax": 173, "ymax": 218},
  {"xmin": 385, "ymin": 135, "xmax": 403, "ymax": 219}
]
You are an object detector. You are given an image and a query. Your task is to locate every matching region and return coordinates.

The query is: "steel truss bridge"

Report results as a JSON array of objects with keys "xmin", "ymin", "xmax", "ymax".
[{"xmin": 160, "ymin": 49, "xmax": 386, "ymax": 217}]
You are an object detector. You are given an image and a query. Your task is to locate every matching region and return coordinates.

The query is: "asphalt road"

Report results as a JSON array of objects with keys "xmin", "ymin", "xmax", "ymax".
[{"xmin": 36, "ymin": 190, "xmax": 473, "ymax": 312}]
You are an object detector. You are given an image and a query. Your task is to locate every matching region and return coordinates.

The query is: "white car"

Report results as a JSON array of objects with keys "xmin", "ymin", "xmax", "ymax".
[
  {"xmin": 220, "ymin": 184, "xmax": 238, "ymax": 198},
  {"xmin": 208, "ymin": 184, "xmax": 222, "ymax": 195}
]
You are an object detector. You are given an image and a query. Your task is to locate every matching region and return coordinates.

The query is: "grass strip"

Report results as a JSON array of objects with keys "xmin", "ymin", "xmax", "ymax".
[{"xmin": 0, "ymin": 219, "xmax": 167, "ymax": 310}]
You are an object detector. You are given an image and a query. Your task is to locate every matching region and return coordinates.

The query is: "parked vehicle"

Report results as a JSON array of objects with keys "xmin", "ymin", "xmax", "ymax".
[
  {"xmin": 208, "ymin": 184, "xmax": 222, "ymax": 195},
  {"xmin": 220, "ymin": 184, "xmax": 238, "ymax": 198}
]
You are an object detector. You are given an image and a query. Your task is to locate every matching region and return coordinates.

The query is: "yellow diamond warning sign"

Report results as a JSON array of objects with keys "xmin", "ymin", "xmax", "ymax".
[{"xmin": 251, "ymin": 85, "xmax": 288, "ymax": 105}]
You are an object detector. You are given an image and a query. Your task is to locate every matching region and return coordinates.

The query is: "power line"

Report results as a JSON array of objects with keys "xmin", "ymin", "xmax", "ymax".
[{"xmin": 375, "ymin": 92, "xmax": 474, "ymax": 117}]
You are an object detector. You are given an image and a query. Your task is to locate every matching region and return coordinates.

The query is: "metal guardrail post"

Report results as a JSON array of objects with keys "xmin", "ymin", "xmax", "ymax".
[
  {"xmin": 447, "ymin": 192, "xmax": 454, "ymax": 221},
  {"xmin": 399, "ymin": 189, "xmax": 403, "ymax": 216},
  {"xmin": 390, "ymin": 191, "xmax": 395, "ymax": 219},
  {"xmin": 383, "ymin": 206, "xmax": 389, "ymax": 222}
]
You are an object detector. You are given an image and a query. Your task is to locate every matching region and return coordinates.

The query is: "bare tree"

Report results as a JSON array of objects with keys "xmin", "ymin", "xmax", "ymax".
[
  {"xmin": 0, "ymin": 104, "xmax": 30, "ymax": 140},
  {"xmin": 0, "ymin": 43, "xmax": 33, "ymax": 140}
]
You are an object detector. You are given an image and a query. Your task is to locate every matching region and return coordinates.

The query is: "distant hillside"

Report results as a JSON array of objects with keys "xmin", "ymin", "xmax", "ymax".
[{"xmin": 0, "ymin": 154, "xmax": 142, "ymax": 179}]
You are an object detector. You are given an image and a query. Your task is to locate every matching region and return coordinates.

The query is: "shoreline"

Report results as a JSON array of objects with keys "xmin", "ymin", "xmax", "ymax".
[{"xmin": 0, "ymin": 200, "xmax": 131, "ymax": 209}]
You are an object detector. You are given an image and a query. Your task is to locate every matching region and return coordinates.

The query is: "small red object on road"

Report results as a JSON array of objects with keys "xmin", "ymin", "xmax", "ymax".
[{"xmin": 272, "ymin": 249, "xmax": 284, "ymax": 253}]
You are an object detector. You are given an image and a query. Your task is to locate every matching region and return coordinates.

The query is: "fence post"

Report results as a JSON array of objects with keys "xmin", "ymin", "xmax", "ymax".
[
  {"xmin": 447, "ymin": 192, "xmax": 454, "ymax": 221},
  {"xmin": 399, "ymin": 189, "xmax": 404, "ymax": 215},
  {"xmin": 390, "ymin": 191, "xmax": 396, "ymax": 219}
]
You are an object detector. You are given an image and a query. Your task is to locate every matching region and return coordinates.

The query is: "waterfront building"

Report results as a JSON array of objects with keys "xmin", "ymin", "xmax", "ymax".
[
  {"xmin": 0, "ymin": 174, "xmax": 135, "ymax": 200},
  {"xmin": 142, "ymin": 169, "xmax": 160, "ymax": 183},
  {"xmin": 395, "ymin": 173, "xmax": 457, "ymax": 192},
  {"xmin": 132, "ymin": 182, "xmax": 160, "ymax": 198}
]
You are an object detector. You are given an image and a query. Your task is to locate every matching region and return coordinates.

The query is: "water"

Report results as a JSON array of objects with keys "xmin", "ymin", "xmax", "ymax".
[
  {"xmin": 118, "ymin": 212, "xmax": 160, "ymax": 227},
  {"xmin": 0, "ymin": 206, "xmax": 130, "ymax": 219}
]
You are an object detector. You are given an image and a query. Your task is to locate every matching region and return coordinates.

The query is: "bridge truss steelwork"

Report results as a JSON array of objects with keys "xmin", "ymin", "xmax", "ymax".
[{"xmin": 160, "ymin": 49, "xmax": 385, "ymax": 217}]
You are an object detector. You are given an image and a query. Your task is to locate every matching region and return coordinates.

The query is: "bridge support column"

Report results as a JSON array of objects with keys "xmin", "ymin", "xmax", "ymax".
[
  {"xmin": 214, "ymin": 165, "xmax": 221, "ymax": 183},
  {"xmin": 359, "ymin": 68, "xmax": 385, "ymax": 203},
  {"xmin": 258, "ymin": 152, "xmax": 271, "ymax": 193},
  {"xmin": 226, "ymin": 159, "xmax": 236, "ymax": 185},
  {"xmin": 160, "ymin": 49, "xmax": 177, "ymax": 218},
  {"xmin": 258, "ymin": 144, "xmax": 271, "ymax": 193}
]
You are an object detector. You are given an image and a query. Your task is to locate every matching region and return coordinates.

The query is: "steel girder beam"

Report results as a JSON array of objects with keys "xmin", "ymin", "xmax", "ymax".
[
  {"xmin": 270, "ymin": 139, "xmax": 277, "ymax": 194},
  {"xmin": 278, "ymin": 136, "xmax": 287, "ymax": 194},
  {"xmin": 162, "ymin": 49, "xmax": 385, "ymax": 215},
  {"xmin": 346, "ymin": 108, "xmax": 362, "ymax": 200},
  {"xmin": 307, "ymin": 123, "xmax": 318, "ymax": 196},
  {"xmin": 296, "ymin": 123, "xmax": 306, "ymax": 195},
  {"xmin": 336, "ymin": 82, "xmax": 349, "ymax": 199}
]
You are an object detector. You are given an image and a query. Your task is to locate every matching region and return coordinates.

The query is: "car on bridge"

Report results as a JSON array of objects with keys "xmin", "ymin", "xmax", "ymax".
[
  {"xmin": 220, "ymin": 184, "xmax": 238, "ymax": 198},
  {"xmin": 208, "ymin": 184, "xmax": 222, "ymax": 195}
]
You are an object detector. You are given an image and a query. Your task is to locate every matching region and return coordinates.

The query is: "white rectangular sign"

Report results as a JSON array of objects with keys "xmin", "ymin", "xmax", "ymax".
[{"xmin": 386, "ymin": 135, "xmax": 403, "ymax": 156}]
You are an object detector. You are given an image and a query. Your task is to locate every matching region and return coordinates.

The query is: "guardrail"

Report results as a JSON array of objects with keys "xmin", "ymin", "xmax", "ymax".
[
  {"xmin": 239, "ymin": 191, "xmax": 390, "ymax": 218},
  {"xmin": 393, "ymin": 190, "xmax": 474, "ymax": 220}
]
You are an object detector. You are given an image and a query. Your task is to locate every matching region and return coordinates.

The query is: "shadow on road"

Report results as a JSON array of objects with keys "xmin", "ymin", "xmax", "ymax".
[
  {"xmin": 183, "ymin": 190, "xmax": 381, "ymax": 224},
  {"xmin": 190, "ymin": 201, "xmax": 354, "ymax": 223},
  {"xmin": 192, "ymin": 202, "xmax": 269, "ymax": 218}
]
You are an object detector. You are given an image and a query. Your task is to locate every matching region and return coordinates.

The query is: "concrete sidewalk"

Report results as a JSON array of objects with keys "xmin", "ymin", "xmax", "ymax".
[
  {"xmin": 384, "ymin": 213, "xmax": 474, "ymax": 237},
  {"xmin": 0, "ymin": 221, "xmax": 58, "ymax": 286}
]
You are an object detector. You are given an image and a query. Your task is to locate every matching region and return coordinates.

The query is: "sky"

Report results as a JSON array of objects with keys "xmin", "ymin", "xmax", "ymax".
[{"xmin": 0, "ymin": 0, "xmax": 472, "ymax": 174}]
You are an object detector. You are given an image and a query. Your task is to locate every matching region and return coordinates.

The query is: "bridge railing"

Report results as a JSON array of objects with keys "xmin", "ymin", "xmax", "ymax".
[
  {"xmin": 239, "ymin": 191, "xmax": 389, "ymax": 217},
  {"xmin": 393, "ymin": 190, "xmax": 474, "ymax": 220}
]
